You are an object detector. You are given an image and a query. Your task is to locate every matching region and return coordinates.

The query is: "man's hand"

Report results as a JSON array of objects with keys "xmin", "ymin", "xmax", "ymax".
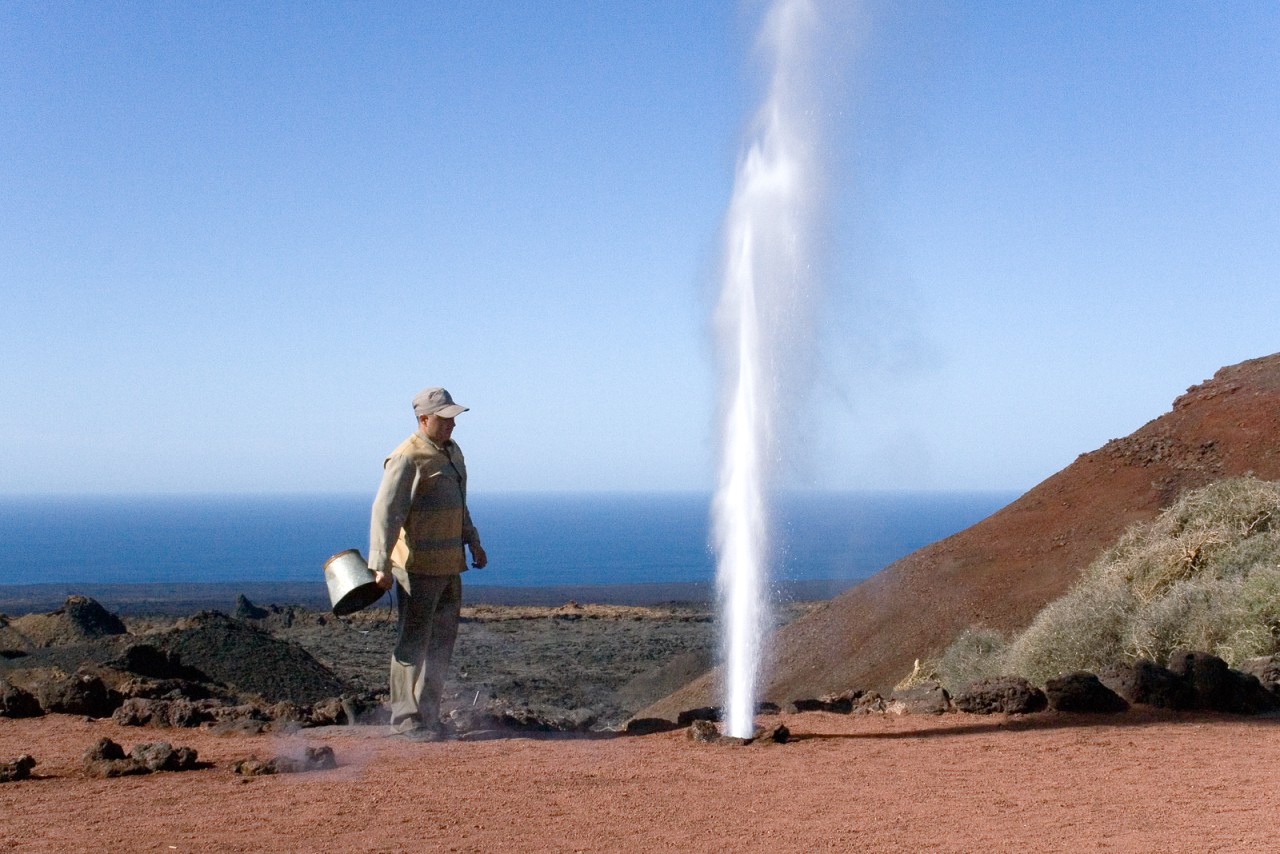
[
  {"xmin": 373, "ymin": 569, "xmax": 394, "ymax": 591},
  {"xmin": 469, "ymin": 543, "xmax": 488, "ymax": 569}
]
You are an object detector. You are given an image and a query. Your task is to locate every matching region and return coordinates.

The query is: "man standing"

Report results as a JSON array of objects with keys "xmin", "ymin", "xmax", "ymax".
[{"xmin": 369, "ymin": 386, "xmax": 487, "ymax": 739}]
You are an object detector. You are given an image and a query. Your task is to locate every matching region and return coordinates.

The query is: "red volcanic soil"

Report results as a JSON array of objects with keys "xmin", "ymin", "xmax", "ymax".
[
  {"xmin": 646, "ymin": 353, "xmax": 1280, "ymax": 717},
  {"xmin": 3, "ymin": 711, "xmax": 1279, "ymax": 852}
]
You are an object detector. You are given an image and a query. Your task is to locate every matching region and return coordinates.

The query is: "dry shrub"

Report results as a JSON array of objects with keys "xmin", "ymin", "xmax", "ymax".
[
  {"xmin": 941, "ymin": 477, "xmax": 1280, "ymax": 686},
  {"xmin": 934, "ymin": 627, "xmax": 1008, "ymax": 691},
  {"xmin": 893, "ymin": 657, "xmax": 941, "ymax": 691},
  {"xmin": 1004, "ymin": 577, "xmax": 1137, "ymax": 685}
]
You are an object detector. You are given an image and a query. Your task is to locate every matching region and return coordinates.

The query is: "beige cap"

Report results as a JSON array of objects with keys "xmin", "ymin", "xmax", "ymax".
[{"xmin": 412, "ymin": 387, "xmax": 468, "ymax": 419}]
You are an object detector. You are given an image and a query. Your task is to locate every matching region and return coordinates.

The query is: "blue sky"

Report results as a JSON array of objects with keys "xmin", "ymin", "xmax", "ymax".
[{"xmin": 2, "ymin": 1, "xmax": 1277, "ymax": 496}]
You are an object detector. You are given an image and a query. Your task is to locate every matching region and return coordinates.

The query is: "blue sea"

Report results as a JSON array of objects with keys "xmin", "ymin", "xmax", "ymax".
[{"xmin": 0, "ymin": 492, "xmax": 1016, "ymax": 590}]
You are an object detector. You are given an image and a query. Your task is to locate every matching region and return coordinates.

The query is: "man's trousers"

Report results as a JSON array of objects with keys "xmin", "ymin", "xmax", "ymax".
[{"xmin": 389, "ymin": 570, "xmax": 462, "ymax": 729}]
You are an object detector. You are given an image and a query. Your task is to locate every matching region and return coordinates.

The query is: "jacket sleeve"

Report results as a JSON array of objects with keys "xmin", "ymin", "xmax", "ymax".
[
  {"xmin": 368, "ymin": 453, "xmax": 416, "ymax": 573},
  {"xmin": 455, "ymin": 444, "xmax": 481, "ymax": 549},
  {"xmin": 462, "ymin": 504, "xmax": 481, "ymax": 550}
]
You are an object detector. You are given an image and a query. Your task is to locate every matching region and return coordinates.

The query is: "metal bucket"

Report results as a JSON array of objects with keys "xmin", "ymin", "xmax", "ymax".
[{"xmin": 323, "ymin": 549, "xmax": 386, "ymax": 616}]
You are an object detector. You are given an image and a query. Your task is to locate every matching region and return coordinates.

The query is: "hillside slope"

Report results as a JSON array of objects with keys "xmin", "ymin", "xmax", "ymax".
[{"xmin": 642, "ymin": 353, "xmax": 1280, "ymax": 718}]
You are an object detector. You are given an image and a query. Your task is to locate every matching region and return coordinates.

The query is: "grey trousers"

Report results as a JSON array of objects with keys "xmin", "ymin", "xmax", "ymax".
[{"xmin": 389, "ymin": 570, "xmax": 462, "ymax": 728}]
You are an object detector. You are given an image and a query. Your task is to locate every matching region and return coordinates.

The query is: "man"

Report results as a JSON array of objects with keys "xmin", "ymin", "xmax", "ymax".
[{"xmin": 368, "ymin": 386, "xmax": 487, "ymax": 739}]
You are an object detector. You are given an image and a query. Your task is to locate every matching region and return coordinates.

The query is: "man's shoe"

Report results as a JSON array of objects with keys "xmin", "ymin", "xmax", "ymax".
[{"xmin": 396, "ymin": 722, "xmax": 448, "ymax": 742}]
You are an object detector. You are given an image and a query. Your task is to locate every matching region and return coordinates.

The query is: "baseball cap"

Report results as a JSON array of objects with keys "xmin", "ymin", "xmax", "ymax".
[{"xmin": 412, "ymin": 387, "xmax": 468, "ymax": 419}]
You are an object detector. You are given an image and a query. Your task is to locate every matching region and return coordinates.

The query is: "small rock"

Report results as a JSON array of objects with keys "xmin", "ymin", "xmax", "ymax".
[
  {"xmin": 129, "ymin": 742, "xmax": 199, "ymax": 772},
  {"xmin": 953, "ymin": 676, "xmax": 1048, "ymax": 715},
  {"xmin": 307, "ymin": 697, "xmax": 347, "ymax": 727},
  {"xmin": 1044, "ymin": 672, "xmax": 1129, "ymax": 713},
  {"xmin": 1239, "ymin": 654, "xmax": 1280, "ymax": 693},
  {"xmin": 621, "ymin": 717, "xmax": 680, "ymax": 735},
  {"xmin": 889, "ymin": 681, "xmax": 953, "ymax": 715},
  {"xmin": 754, "ymin": 723, "xmax": 790, "ymax": 744},
  {"xmin": 0, "ymin": 679, "xmax": 42, "ymax": 719},
  {"xmin": 1096, "ymin": 660, "xmax": 1193, "ymax": 709},
  {"xmin": 676, "ymin": 706, "xmax": 720, "ymax": 726},
  {"xmin": 208, "ymin": 717, "xmax": 271, "ymax": 736},
  {"xmin": 232, "ymin": 745, "xmax": 337, "ymax": 776},
  {"xmin": 448, "ymin": 707, "xmax": 504, "ymax": 735},
  {"xmin": 34, "ymin": 672, "xmax": 120, "ymax": 718},
  {"xmin": 82, "ymin": 737, "xmax": 146, "ymax": 778},
  {"xmin": 1166, "ymin": 650, "xmax": 1279, "ymax": 714},
  {"xmin": 0, "ymin": 755, "xmax": 36, "ymax": 783},
  {"xmin": 686, "ymin": 719, "xmax": 720, "ymax": 744},
  {"xmin": 111, "ymin": 697, "xmax": 212, "ymax": 728},
  {"xmin": 791, "ymin": 689, "xmax": 864, "ymax": 714},
  {"xmin": 851, "ymin": 692, "xmax": 886, "ymax": 714}
]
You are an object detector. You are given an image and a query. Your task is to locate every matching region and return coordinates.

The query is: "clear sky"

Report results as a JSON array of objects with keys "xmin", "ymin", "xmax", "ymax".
[{"xmin": 3, "ymin": 1, "xmax": 1277, "ymax": 496}]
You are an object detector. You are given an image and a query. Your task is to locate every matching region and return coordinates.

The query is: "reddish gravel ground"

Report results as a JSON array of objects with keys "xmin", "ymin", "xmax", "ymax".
[{"xmin": 3, "ymin": 710, "xmax": 1278, "ymax": 852}]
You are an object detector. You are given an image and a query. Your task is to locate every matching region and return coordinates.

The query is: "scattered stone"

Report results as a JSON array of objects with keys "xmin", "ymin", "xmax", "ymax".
[
  {"xmin": 687, "ymin": 719, "xmax": 721, "ymax": 744},
  {"xmin": 1239, "ymin": 654, "xmax": 1280, "ymax": 693},
  {"xmin": 493, "ymin": 705, "xmax": 597, "ymax": 733},
  {"xmin": 113, "ymin": 674, "xmax": 221, "ymax": 703},
  {"xmin": 953, "ymin": 676, "xmax": 1048, "ymax": 715},
  {"xmin": 1044, "ymin": 672, "xmax": 1129, "ymax": 713},
  {"xmin": 684, "ymin": 719, "xmax": 787, "ymax": 746},
  {"xmin": 676, "ymin": 706, "xmax": 719, "ymax": 726},
  {"xmin": 307, "ymin": 697, "xmax": 348, "ymax": 727},
  {"xmin": 791, "ymin": 689, "xmax": 865, "ymax": 714},
  {"xmin": 270, "ymin": 701, "xmax": 306, "ymax": 725},
  {"xmin": 0, "ymin": 678, "xmax": 42, "ymax": 718},
  {"xmin": 851, "ymin": 692, "xmax": 886, "ymax": 714},
  {"xmin": 1166, "ymin": 650, "xmax": 1279, "ymax": 714},
  {"xmin": 82, "ymin": 737, "xmax": 199, "ymax": 777},
  {"xmin": 112, "ymin": 697, "xmax": 162, "ymax": 727},
  {"xmin": 455, "ymin": 729, "xmax": 508, "ymax": 742},
  {"xmin": 341, "ymin": 692, "xmax": 388, "ymax": 726},
  {"xmin": 232, "ymin": 746, "xmax": 337, "ymax": 776},
  {"xmin": 889, "ymin": 681, "xmax": 953, "ymax": 715},
  {"xmin": 32, "ymin": 672, "xmax": 120, "ymax": 718},
  {"xmin": 621, "ymin": 717, "xmax": 681, "ymax": 735},
  {"xmin": 82, "ymin": 737, "xmax": 143, "ymax": 778},
  {"xmin": 1096, "ymin": 660, "xmax": 1193, "ymax": 709},
  {"xmin": 209, "ymin": 718, "xmax": 271, "ymax": 736},
  {"xmin": 129, "ymin": 742, "xmax": 199, "ymax": 772},
  {"xmin": 111, "ymin": 697, "xmax": 213, "ymax": 728},
  {"xmin": 756, "ymin": 701, "xmax": 781, "ymax": 716},
  {"xmin": 0, "ymin": 755, "xmax": 36, "ymax": 783},
  {"xmin": 448, "ymin": 707, "xmax": 504, "ymax": 734}
]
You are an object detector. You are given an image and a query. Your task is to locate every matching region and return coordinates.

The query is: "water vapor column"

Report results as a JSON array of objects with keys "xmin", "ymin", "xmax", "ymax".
[{"xmin": 713, "ymin": 0, "xmax": 821, "ymax": 739}]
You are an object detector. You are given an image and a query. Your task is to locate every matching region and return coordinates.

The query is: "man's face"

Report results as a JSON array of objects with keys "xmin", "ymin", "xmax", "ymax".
[{"xmin": 422, "ymin": 413, "xmax": 456, "ymax": 444}]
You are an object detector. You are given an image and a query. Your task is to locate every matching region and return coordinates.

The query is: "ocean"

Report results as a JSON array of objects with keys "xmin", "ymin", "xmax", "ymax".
[{"xmin": 0, "ymin": 492, "xmax": 1016, "ymax": 591}]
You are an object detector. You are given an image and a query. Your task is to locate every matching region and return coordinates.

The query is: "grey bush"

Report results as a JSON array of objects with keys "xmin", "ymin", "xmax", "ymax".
[{"xmin": 934, "ymin": 477, "xmax": 1280, "ymax": 689}]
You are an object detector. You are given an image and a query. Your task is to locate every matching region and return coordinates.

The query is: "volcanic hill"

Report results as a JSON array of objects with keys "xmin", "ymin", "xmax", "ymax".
[{"xmin": 642, "ymin": 352, "xmax": 1280, "ymax": 718}]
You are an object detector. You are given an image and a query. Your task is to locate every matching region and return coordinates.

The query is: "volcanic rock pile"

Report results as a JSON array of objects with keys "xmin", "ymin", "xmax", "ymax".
[{"xmin": 0, "ymin": 595, "xmax": 366, "ymax": 730}]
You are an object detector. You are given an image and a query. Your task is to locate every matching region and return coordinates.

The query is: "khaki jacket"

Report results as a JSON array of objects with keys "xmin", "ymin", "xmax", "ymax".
[{"xmin": 368, "ymin": 431, "xmax": 480, "ymax": 576}]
